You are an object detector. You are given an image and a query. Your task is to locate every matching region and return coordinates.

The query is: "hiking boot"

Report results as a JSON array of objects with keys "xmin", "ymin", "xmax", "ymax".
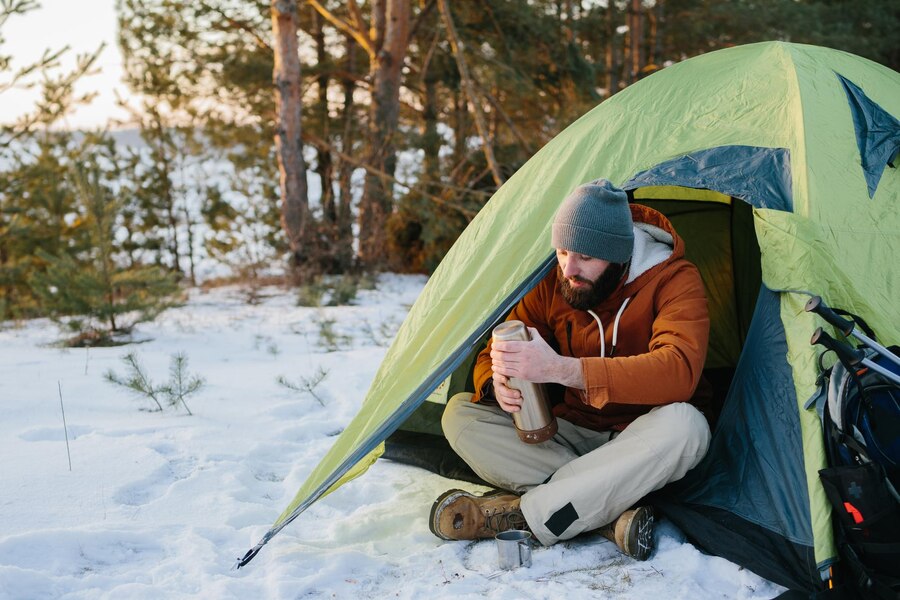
[
  {"xmin": 599, "ymin": 506, "xmax": 654, "ymax": 560},
  {"xmin": 429, "ymin": 489, "xmax": 528, "ymax": 541}
]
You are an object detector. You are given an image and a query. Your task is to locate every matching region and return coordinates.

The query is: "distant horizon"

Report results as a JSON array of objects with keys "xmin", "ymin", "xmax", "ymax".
[{"xmin": 0, "ymin": 0, "xmax": 131, "ymax": 130}]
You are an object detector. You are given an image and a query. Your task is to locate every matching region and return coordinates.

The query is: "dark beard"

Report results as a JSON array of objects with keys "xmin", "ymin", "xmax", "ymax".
[{"xmin": 558, "ymin": 262, "xmax": 627, "ymax": 310}]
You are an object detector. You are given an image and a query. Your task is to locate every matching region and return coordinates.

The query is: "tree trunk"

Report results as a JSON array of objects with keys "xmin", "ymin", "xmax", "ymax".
[
  {"xmin": 421, "ymin": 30, "xmax": 441, "ymax": 188},
  {"xmin": 313, "ymin": 9, "xmax": 335, "ymax": 230},
  {"xmin": 438, "ymin": 0, "xmax": 504, "ymax": 188},
  {"xmin": 152, "ymin": 129, "xmax": 181, "ymax": 277},
  {"xmin": 627, "ymin": 0, "xmax": 643, "ymax": 83},
  {"xmin": 422, "ymin": 72, "xmax": 441, "ymax": 188},
  {"xmin": 452, "ymin": 90, "xmax": 467, "ymax": 168},
  {"xmin": 562, "ymin": 0, "xmax": 574, "ymax": 41},
  {"xmin": 0, "ymin": 244, "xmax": 10, "ymax": 317},
  {"xmin": 605, "ymin": 2, "xmax": 620, "ymax": 97},
  {"xmin": 638, "ymin": 0, "xmax": 647, "ymax": 75},
  {"xmin": 358, "ymin": 0, "xmax": 410, "ymax": 270},
  {"xmin": 336, "ymin": 33, "xmax": 357, "ymax": 273},
  {"xmin": 182, "ymin": 204, "xmax": 196, "ymax": 286},
  {"xmin": 271, "ymin": 0, "xmax": 311, "ymax": 278},
  {"xmin": 653, "ymin": 0, "xmax": 664, "ymax": 68}
]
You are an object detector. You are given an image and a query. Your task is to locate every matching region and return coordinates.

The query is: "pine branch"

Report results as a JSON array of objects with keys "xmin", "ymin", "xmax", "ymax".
[
  {"xmin": 306, "ymin": 0, "xmax": 375, "ymax": 59},
  {"xmin": 0, "ymin": 1, "xmax": 40, "ymax": 29}
]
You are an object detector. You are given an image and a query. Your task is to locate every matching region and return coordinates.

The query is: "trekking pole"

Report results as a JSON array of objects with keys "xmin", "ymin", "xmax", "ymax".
[
  {"xmin": 810, "ymin": 327, "xmax": 900, "ymax": 387},
  {"xmin": 805, "ymin": 296, "xmax": 900, "ymax": 370}
]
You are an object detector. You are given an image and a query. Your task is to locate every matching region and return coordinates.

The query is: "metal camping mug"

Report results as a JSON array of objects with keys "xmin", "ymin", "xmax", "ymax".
[
  {"xmin": 496, "ymin": 530, "xmax": 533, "ymax": 570},
  {"xmin": 492, "ymin": 320, "xmax": 558, "ymax": 444}
]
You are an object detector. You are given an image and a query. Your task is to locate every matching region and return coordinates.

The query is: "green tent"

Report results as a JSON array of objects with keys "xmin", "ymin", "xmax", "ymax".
[{"xmin": 239, "ymin": 41, "xmax": 900, "ymax": 592}]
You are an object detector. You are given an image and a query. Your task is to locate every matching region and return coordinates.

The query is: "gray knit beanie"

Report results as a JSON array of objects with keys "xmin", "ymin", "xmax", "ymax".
[{"xmin": 551, "ymin": 179, "xmax": 634, "ymax": 263}]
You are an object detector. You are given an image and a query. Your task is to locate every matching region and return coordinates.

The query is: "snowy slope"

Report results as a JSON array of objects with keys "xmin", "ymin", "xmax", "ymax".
[{"xmin": 0, "ymin": 275, "xmax": 784, "ymax": 599}]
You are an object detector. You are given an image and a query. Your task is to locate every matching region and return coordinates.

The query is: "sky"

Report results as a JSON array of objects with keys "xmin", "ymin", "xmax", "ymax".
[{"xmin": 1, "ymin": 0, "xmax": 130, "ymax": 129}]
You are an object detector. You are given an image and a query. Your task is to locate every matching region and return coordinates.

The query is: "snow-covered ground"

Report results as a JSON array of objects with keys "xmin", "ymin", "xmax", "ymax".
[{"xmin": 0, "ymin": 275, "xmax": 785, "ymax": 599}]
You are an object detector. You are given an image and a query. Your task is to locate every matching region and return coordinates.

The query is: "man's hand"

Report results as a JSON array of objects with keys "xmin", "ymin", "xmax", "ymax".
[
  {"xmin": 490, "ymin": 326, "xmax": 585, "ymax": 414},
  {"xmin": 491, "ymin": 372, "xmax": 523, "ymax": 413},
  {"xmin": 491, "ymin": 326, "xmax": 565, "ymax": 383}
]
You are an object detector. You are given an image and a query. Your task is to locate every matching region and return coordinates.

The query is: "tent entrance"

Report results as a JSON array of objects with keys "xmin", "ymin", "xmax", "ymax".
[
  {"xmin": 386, "ymin": 186, "xmax": 762, "ymax": 474},
  {"xmin": 632, "ymin": 186, "xmax": 762, "ymax": 423}
]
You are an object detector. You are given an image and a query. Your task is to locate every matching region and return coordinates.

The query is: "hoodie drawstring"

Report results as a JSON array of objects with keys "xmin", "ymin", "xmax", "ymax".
[
  {"xmin": 586, "ymin": 309, "xmax": 606, "ymax": 358},
  {"xmin": 610, "ymin": 297, "xmax": 631, "ymax": 357},
  {"xmin": 586, "ymin": 297, "xmax": 631, "ymax": 358}
]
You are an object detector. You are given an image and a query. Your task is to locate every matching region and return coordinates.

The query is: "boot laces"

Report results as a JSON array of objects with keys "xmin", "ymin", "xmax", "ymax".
[{"xmin": 484, "ymin": 507, "xmax": 527, "ymax": 533}]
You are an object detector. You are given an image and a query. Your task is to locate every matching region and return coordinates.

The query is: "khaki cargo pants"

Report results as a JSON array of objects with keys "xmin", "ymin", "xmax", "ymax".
[{"xmin": 441, "ymin": 393, "xmax": 711, "ymax": 546}]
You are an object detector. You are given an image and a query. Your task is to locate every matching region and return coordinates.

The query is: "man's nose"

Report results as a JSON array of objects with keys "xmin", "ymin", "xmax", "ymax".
[{"xmin": 562, "ymin": 258, "xmax": 580, "ymax": 278}]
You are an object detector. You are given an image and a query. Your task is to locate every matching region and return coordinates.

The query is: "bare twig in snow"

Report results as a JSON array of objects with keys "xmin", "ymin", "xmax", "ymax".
[{"xmin": 58, "ymin": 381, "xmax": 72, "ymax": 471}]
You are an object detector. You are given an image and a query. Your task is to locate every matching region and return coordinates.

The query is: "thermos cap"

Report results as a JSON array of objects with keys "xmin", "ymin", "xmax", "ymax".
[{"xmin": 492, "ymin": 320, "xmax": 530, "ymax": 342}]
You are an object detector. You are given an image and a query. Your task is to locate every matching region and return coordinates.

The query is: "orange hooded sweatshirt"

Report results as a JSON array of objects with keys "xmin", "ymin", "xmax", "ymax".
[{"xmin": 472, "ymin": 204, "xmax": 710, "ymax": 431}]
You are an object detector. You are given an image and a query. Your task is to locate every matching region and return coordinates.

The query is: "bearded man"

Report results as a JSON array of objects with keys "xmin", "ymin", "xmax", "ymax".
[{"xmin": 430, "ymin": 179, "xmax": 712, "ymax": 560}]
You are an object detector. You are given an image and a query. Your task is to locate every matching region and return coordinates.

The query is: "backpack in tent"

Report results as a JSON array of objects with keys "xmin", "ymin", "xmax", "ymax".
[{"xmin": 805, "ymin": 298, "xmax": 900, "ymax": 599}]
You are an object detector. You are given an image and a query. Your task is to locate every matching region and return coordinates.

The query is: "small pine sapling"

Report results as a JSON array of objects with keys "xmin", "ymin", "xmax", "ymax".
[
  {"xmin": 325, "ymin": 275, "xmax": 359, "ymax": 306},
  {"xmin": 312, "ymin": 313, "xmax": 352, "ymax": 352},
  {"xmin": 105, "ymin": 351, "xmax": 204, "ymax": 414},
  {"xmin": 276, "ymin": 367, "xmax": 329, "ymax": 406},
  {"xmin": 160, "ymin": 352, "xmax": 204, "ymax": 415},
  {"xmin": 104, "ymin": 352, "xmax": 165, "ymax": 411},
  {"xmin": 360, "ymin": 316, "xmax": 400, "ymax": 347}
]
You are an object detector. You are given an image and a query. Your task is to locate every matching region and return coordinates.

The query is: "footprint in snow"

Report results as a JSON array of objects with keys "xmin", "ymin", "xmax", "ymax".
[{"xmin": 112, "ymin": 455, "xmax": 197, "ymax": 507}]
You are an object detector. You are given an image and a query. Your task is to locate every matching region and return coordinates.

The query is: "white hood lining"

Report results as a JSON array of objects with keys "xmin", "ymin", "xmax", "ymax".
[{"xmin": 625, "ymin": 223, "xmax": 674, "ymax": 284}]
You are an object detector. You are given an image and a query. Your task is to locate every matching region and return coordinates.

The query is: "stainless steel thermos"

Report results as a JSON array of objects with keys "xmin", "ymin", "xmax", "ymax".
[{"xmin": 491, "ymin": 320, "xmax": 558, "ymax": 444}]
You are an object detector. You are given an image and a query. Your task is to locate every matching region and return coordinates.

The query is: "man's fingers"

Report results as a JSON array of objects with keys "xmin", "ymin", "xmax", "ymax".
[
  {"xmin": 495, "ymin": 387, "xmax": 522, "ymax": 413},
  {"xmin": 493, "ymin": 374, "xmax": 522, "ymax": 402},
  {"xmin": 493, "ymin": 373, "xmax": 516, "ymax": 394},
  {"xmin": 491, "ymin": 340, "xmax": 527, "ymax": 354},
  {"xmin": 498, "ymin": 399, "xmax": 520, "ymax": 413},
  {"xmin": 490, "ymin": 347, "xmax": 518, "ymax": 363}
]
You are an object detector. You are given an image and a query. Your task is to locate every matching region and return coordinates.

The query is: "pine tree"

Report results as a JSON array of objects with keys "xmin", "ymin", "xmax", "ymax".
[
  {"xmin": 30, "ymin": 162, "xmax": 181, "ymax": 345},
  {"xmin": 0, "ymin": 131, "xmax": 81, "ymax": 318},
  {"xmin": 1, "ymin": 1, "xmax": 102, "ymax": 318}
]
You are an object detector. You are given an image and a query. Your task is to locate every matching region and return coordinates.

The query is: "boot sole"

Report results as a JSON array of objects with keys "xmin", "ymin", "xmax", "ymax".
[
  {"xmin": 428, "ymin": 488, "xmax": 509, "ymax": 540},
  {"xmin": 429, "ymin": 489, "xmax": 468, "ymax": 540},
  {"xmin": 623, "ymin": 506, "xmax": 654, "ymax": 561}
]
